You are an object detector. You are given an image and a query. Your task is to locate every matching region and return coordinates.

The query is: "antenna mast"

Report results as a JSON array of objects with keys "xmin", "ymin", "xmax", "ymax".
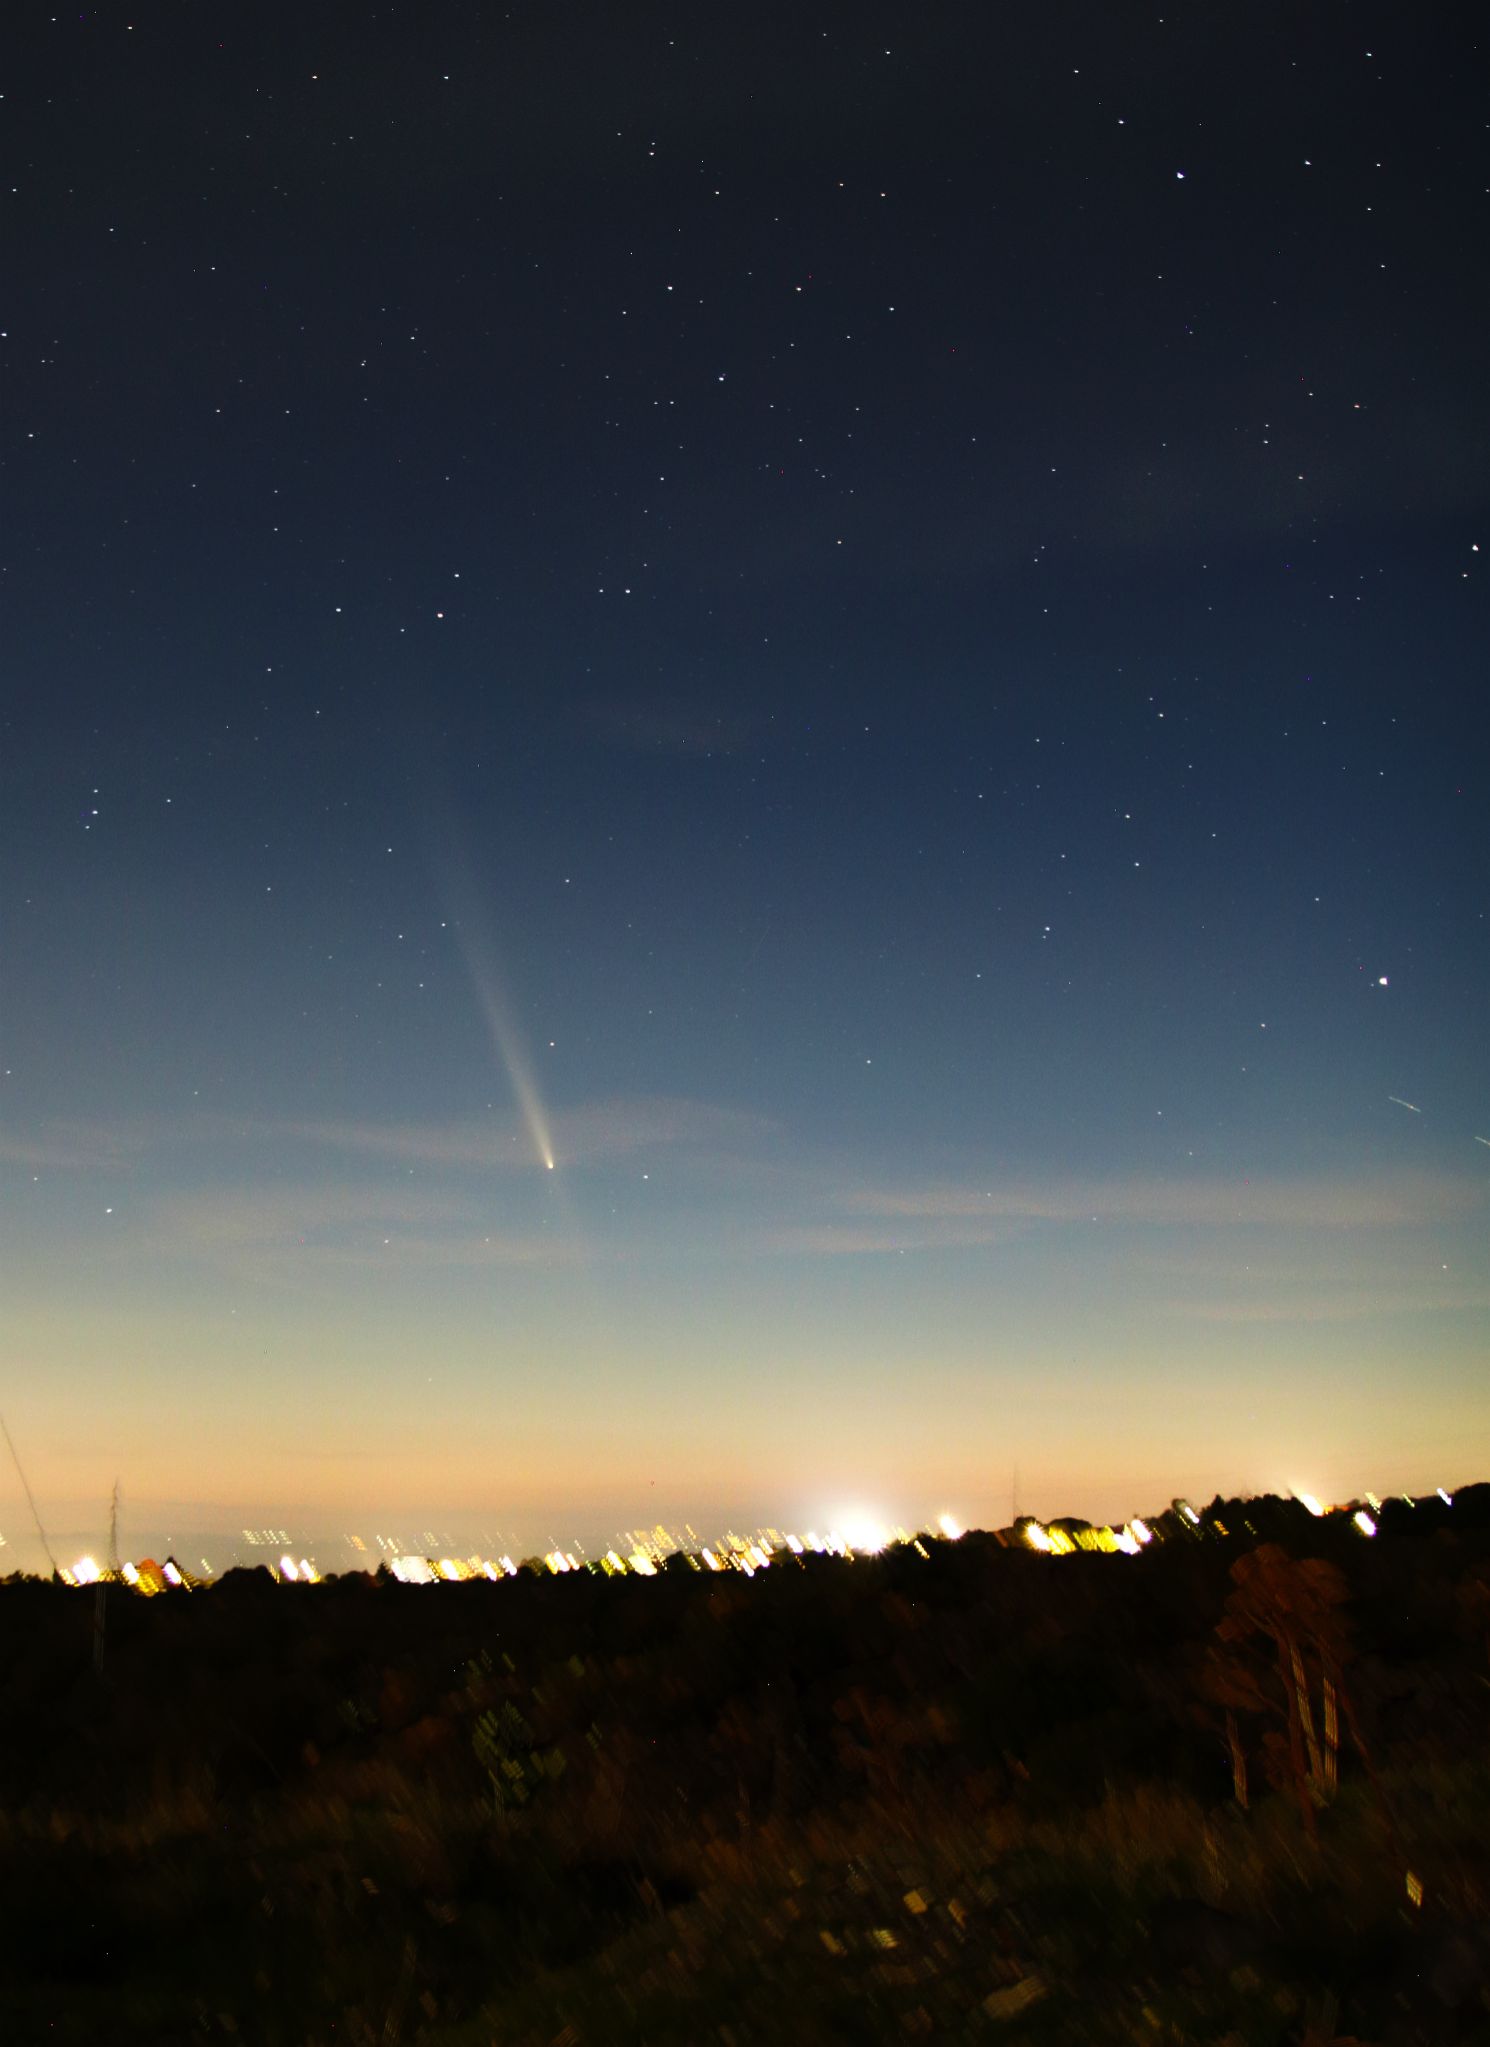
[{"xmin": 1, "ymin": 1414, "xmax": 57, "ymax": 1578}]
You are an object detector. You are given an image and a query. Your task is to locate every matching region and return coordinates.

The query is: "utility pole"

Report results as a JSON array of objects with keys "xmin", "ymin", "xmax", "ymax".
[
  {"xmin": 93, "ymin": 1479, "xmax": 120, "ymax": 1678},
  {"xmin": 1, "ymin": 1414, "xmax": 57, "ymax": 1578}
]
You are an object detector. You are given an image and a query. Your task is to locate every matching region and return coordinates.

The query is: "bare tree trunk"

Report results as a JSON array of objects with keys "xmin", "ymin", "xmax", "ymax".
[
  {"xmin": 1287, "ymin": 1634, "xmax": 1325, "ymax": 1796},
  {"xmin": 1225, "ymin": 1710, "xmax": 1248, "ymax": 1809},
  {"xmin": 1320, "ymin": 1674, "xmax": 1338, "ymax": 1802},
  {"xmin": 1278, "ymin": 1636, "xmax": 1319, "ymax": 1842}
]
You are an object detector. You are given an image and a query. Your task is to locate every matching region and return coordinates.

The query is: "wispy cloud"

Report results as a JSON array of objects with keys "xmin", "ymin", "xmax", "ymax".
[
  {"xmin": 841, "ymin": 1171, "xmax": 1477, "ymax": 1233},
  {"xmin": 0, "ymin": 1121, "xmax": 157, "ymax": 1171},
  {"xmin": 290, "ymin": 1096, "xmax": 768, "ymax": 1170},
  {"xmin": 148, "ymin": 1184, "xmax": 574, "ymax": 1273},
  {"xmin": 0, "ymin": 1113, "xmax": 271, "ymax": 1173},
  {"xmin": 1157, "ymin": 1282, "xmax": 1490, "ymax": 1325}
]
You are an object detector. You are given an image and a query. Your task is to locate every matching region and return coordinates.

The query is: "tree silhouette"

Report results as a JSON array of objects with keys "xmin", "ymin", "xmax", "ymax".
[{"xmin": 1204, "ymin": 1545, "xmax": 1352, "ymax": 1840}]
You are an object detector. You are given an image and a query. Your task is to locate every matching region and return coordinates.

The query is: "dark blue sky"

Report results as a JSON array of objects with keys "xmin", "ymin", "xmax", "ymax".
[{"xmin": 3, "ymin": 1, "xmax": 1486, "ymax": 1548}]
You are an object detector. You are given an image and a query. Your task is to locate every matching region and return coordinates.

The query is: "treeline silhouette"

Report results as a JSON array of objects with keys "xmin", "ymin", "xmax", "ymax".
[{"xmin": 1, "ymin": 1485, "xmax": 1487, "ymax": 2044}]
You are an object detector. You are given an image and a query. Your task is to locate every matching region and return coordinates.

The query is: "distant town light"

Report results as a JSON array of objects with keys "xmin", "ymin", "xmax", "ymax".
[
  {"xmin": 937, "ymin": 1512, "xmax": 964, "ymax": 1540},
  {"xmin": 279, "ymin": 1555, "xmax": 299, "ymax": 1581},
  {"xmin": 390, "ymin": 1555, "xmax": 435, "ymax": 1583},
  {"xmin": 1437, "ymin": 1487, "xmax": 1453, "ymax": 1506},
  {"xmin": 1295, "ymin": 1491, "xmax": 1325, "ymax": 1518},
  {"xmin": 74, "ymin": 1556, "xmax": 100, "ymax": 1585},
  {"xmin": 1353, "ymin": 1509, "xmax": 1377, "ymax": 1537},
  {"xmin": 838, "ymin": 1514, "xmax": 889, "ymax": 1554}
]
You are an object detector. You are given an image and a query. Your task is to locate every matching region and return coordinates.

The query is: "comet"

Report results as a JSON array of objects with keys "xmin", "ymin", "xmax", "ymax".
[
  {"xmin": 436, "ymin": 850, "xmax": 557, "ymax": 1172},
  {"xmin": 462, "ymin": 945, "xmax": 556, "ymax": 1170},
  {"xmin": 1387, "ymin": 1096, "xmax": 1421, "ymax": 1114}
]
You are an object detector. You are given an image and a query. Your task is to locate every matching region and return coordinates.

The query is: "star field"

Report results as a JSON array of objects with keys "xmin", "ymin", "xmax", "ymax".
[{"xmin": 1, "ymin": 1, "xmax": 1486, "ymax": 1551}]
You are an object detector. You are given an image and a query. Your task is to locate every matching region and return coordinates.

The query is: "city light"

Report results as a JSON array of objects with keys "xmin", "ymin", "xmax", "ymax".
[
  {"xmin": 836, "ymin": 1514, "xmax": 889, "ymax": 1555},
  {"xmin": 35, "ymin": 1480, "xmax": 1469, "ymax": 1600}
]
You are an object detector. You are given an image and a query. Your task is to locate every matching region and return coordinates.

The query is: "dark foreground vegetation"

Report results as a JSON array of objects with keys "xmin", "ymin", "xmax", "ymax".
[{"xmin": 2, "ymin": 1488, "xmax": 1488, "ymax": 2046}]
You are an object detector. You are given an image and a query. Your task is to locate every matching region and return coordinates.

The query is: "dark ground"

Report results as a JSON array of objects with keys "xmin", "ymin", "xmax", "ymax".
[{"xmin": 1, "ymin": 1489, "xmax": 1487, "ymax": 2045}]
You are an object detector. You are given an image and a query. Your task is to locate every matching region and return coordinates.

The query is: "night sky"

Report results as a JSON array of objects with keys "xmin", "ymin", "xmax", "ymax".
[{"xmin": 4, "ymin": 2, "xmax": 1486, "ymax": 1553}]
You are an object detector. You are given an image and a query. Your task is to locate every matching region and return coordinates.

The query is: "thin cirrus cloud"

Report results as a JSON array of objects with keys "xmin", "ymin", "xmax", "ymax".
[
  {"xmin": 145, "ymin": 1183, "xmax": 572, "ymax": 1273},
  {"xmin": 0, "ymin": 1122, "xmax": 160, "ymax": 1172},
  {"xmin": 1156, "ymin": 1279, "xmax": 1490, "ymax": 1325},
  {"xmin": 839, "ymin": 1171, "xmax": 1479, "ymax": 1233},
  {"xmin": 288, "ymin": 1096, "xmax": 769, "ymax": 1170}
]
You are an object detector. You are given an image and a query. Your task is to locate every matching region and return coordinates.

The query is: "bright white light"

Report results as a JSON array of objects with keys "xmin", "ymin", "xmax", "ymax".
[
  {"xmin": 391, "ymin": 1555, "xmax": 436, "ymax": 1583},
  {"xmin": 1129, "ymin": 1518, "xmax": 1153, "ymax": 1545},
  {"xmin": 785, "ymin": 1533, "xmax": 803, "ymax": 1554},
  {"xmin": 1353, "ymin": 1510, "xmax": 1377, "ymax": 1537},
  {"xmin": 1024, "ymin": 1523, "xmax": 1053, "ymax": 1553},
  {"xmin": 1438, "ymin": 1487, "xmax": 1453, "ymax": 1506},
  {"xmin": 74, "ymin": 1556, "xmax": 100, "ymax": 1585},
  {"xmin": 837, "ymin": 1513, "xmax": 889, "ymax": 1554},
  {"xmin": 1114, "ymin": 1528, "xmax": 1140, "ymax": 1555},
  {"xmin": 937, "ymin": 1513, "xmax": 964, "ymax": 1541},
  {"xmin": 1295, "ymin": 1491, "xmax": 1325, "ymax": 1518},
  {"xmin": 279, "ymin": 1555, "xmax": 299, "ymax": 1581}
]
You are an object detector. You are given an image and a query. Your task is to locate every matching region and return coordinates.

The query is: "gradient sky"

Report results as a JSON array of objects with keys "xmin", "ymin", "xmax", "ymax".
[{"xmin": 3, "ymin": 2, "xmax": 1486, "ymax": 1555}]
